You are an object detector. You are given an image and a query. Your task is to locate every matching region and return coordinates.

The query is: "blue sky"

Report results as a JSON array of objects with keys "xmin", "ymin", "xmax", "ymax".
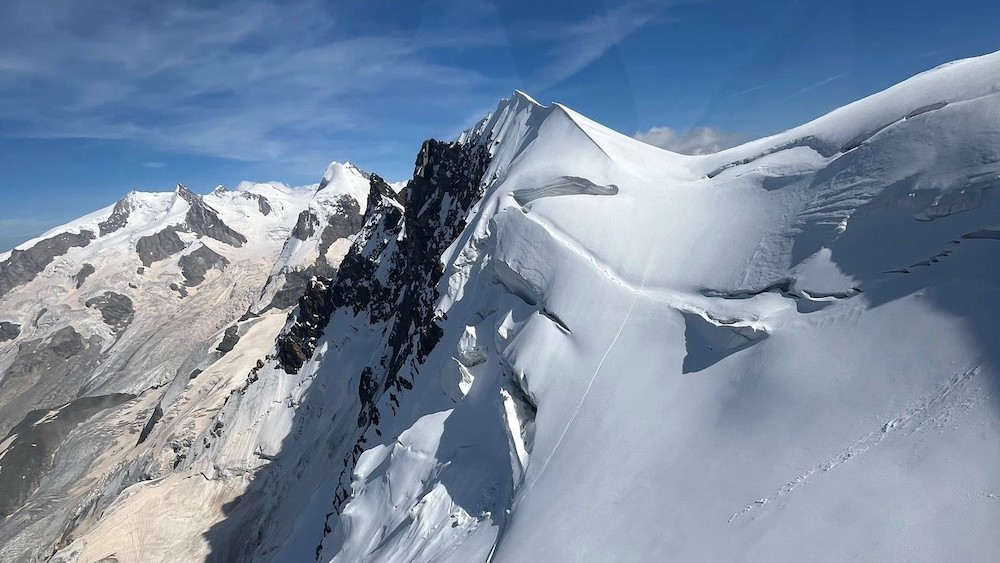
[{"xmin": 1, "ymin": 0, "xmax": 999, "ymax": 251}]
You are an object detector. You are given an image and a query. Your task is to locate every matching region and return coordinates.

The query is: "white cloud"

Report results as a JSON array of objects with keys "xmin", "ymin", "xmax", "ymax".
[{"xmin": 634, "ymin": 126, "xmax": 746, "ymax": 154}]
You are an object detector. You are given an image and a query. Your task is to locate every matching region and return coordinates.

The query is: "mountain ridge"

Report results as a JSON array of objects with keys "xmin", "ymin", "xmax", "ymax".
[{"xmin": 2, "ymin": 52, "xmax": 999, "ymax": 562}]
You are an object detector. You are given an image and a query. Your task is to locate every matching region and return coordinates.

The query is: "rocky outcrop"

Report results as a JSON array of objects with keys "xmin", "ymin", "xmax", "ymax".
[
  {"xmin": 179, "ymin": 244, "xmax": 229, "ymax": 286},
  {"xmin": 334, "ymin": 140, "xmax": 489, "ymax": 448},
  {"xmin": 251, "ymin": 193, "xmax": 272, "ymax": 215},
  {"xmin": 0, "ymin": 321, "xmax": 19, "ymax": 342},
  {"xmin": 265, "ymin": 270, "xmax": 315, "ymax": 311},
  {"xmin": 0, "ymin": 326, "xmax": 104, "ymax": 437},
  {"xmin": 98, "ymin": 197, "xmax": 132, "ymax": 236},
  {"xmin": 265, "ymin": 196, "xmax": 365, "ymax": 312},
  {"xmin": 85, "ymin": 292, "xmax": 135, "ymax": 333},
  {"xmin": 280, "ymin": 140, "xmax": 488, "ymax": 378},
  {"xmin": 136, "ymin": 226, "xmax": 186, "ymax": 267},
  {"xmin": 74, "ymin": 263, "xmax": 96, "ymax": 289},
  {"xmin": 276, "ymin": 276, "xmax": 335, "ymax": 371},
  {"xmin": 0, "ymin": 230, "xmax": 96, "ymax": 299},
  {"xmin": 0, "ymin": 393, "xmax": 133, "ymax": 518},
  {"xmin": 136, "ymin": 403, "xmax": 164, "ymax": 445},
  {"xmin": 274, "ymin": 138, "xmax": 491, "ymax": 556},
  {"xmin": 134, "ymin": 186, "xmax": 251, "ymax": 267},
  {"xmin": 291, "ymin": 210, "xmax": 320, "ymax": 241},
  {"xmin": 216, "ymin": 324, "xmax": 240, "ymax": 354},
  {"xmin": 317, "ymin": 197, "xmax": 364, "ymax": 263},
  {"xmin": 177, "ymin": 184, "xmax": 247, "ymax": 247},
  {"xmin": 168, "ymin": 282, "xmax": 188, "ymax": 298}
]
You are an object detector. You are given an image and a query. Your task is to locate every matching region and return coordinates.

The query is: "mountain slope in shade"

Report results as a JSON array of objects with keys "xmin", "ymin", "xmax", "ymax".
[{"xmin": 31, "ymin": 52, "xmax": 1000, "ymax": 562}]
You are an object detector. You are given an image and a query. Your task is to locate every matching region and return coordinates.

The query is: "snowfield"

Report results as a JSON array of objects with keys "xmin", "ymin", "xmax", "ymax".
[
  {"xmin": 310, "ymin": 52, "xmax": 1000, "ymax": 562},
  {"xmin": 5, "ymin": 52, "xmax": 1000, "ymax": 562}
]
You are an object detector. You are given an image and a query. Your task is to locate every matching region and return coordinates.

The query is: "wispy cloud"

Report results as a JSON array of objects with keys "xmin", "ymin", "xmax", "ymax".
[
  {"xmin": 780, "ymin": 73, "xmax": 846, "ymax": 100},
  {"xmin": 528, "ymin": 2, "xmax": 667, "ymax": 89},
  {"xmin": 732, "ymin": 84, "xmax": 769, "ymax": 96},
  {"xmin": 634, "ymin": 126, "xmax": 746, "ymax": 154},
  {"xmin": 0, "ymin": 0, "xmax": 507, "ymax": 177}
]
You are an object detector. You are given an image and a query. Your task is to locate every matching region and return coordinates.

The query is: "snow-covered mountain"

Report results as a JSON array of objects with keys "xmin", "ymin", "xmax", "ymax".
[
  {"xmin": 4, "ymin": 51, "xmax": 1000, "ymax": 562},
  {"xmin": 0, "ymin": 166, "xmax": 369, "ymax": 561}
]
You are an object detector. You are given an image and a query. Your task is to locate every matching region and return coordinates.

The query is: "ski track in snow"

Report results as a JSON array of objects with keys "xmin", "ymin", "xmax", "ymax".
[
  {"xmin": 728, "ymin": 364, "xmax": 987, "ymax": 523},
  {"xmin": 512, "ymin": 191, "xmax": 651, "ymax": 497},
  {"xmin": 523, "ymin": 290, "xmax": 640, "ymax": 497}
]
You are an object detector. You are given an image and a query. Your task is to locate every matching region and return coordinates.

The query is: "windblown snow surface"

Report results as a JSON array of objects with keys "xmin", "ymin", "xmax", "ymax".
[{"xmin": 45, "ymin": 52, "xmax": 1000, "ymax": 562}]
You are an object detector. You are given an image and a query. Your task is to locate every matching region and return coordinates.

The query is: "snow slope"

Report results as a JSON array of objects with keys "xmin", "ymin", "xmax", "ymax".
[
  {"xmin": 37, "ymin": 52, "xmax": 1000, "ymax": 562},
  {"xmin": 264, "ymin": 54, "xmax": 1000, "ymax": 562}
]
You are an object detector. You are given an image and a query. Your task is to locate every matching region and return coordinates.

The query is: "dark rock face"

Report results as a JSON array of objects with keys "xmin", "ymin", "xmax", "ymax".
[
  {"xmin": 249, "ymin": 193, "xmax": 272, "ymax": 215},
  {"xmin": 169, "ymin": 282, "xmax": 188, "ymax": 298},
  {"xmin": 47, "ymin": 325, "xmax": 87, "ymax": 359},
  {"xmin": 291, "ymin": 210, "xmax": 320, "ymax": 241},
  {"xmin": 74, "ymin": 263, "xmax": 96, "ymax": 289},
  {"xmin": 177, "ymin": 185, "xmax": 247, "ymax": 247},
  {"xmin": 216, "ymin": 324, "xmax": 240, "ymax": 354},
  {"xmin": 266, "ymin": 270, "xmax": 315, "ymax": 311},
  {"xmin": 136, "ymin": 226, "xmax": 187, "ymax": 267},
  {"xmin": 274, "ymin": 178, "xmax": 402, "ymax": 373},
  {"xmin": 310, "ymin": 139, "xmax": 492, "ymax": 554},
  {"xmin": 98, "ymin": 197, "xmax": 132, "ymax": 236},
  {"xmin": 339, "ymin": 142, "xmax": 489, "ymax": 442},
  {"xmin": 179, "ymin": 244, "xmax": 229, "ymax": 286},
  {"xmin": 275, "ymin": 276, "xmax": 334, "ymax": 371},
  {"xmin": 264, "ymin": 197, "xmax": 365, "ymax": 312},
  {"xmin": 285, "ymin": 140, "xmax": 488, "ymax": 380},
  {"xmin": 318, "ymin": 197, "xmax": 364, "ymax": 260},
  {"xmin": 0, "ymin": 321, "xmax": 19, "ymax": 342},
  {"xmin": 136, "ymin": 403, "xmax": 164, "ymax": 445},
  {"xmin": 0, "ymin": 326, "xmax": 104, "ymax": 437},
  {"xmin": 134, "ymin": 186, "xmax": 248, "ymax": 267},
  {"xmin": 0, "ymin": 393, "xmax": 133, "ymax": 518},
  {"xmin": 85, "ymin": 292, "xmax": 135, "ymax": 333},
  {"xmin": 276, "ymin": 139, "xmax": 491, "ymax": 556},
  {"xmin": 208, "ymin": 138, "xmax": 489, "ymax": 561},
  {"xmin": 0, "ymin": 230, "xmax": 96, "ymax": 299}
]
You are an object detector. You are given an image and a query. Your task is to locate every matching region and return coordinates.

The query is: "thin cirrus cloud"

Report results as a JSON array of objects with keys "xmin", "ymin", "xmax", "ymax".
[
  {"xmin": 528, "ymin": 2, "xmax": 665, "ymax": 89},
  {"xmin": 0, "ymin": 0, "xmax": 507, "ymax": 175},
  {"xmin": 0, "ymin": 0, "xmax": 683, "ymax": 179},
  {"xmin": 633, "ymin": 126, "xmax": 747, "ymax": 155}
]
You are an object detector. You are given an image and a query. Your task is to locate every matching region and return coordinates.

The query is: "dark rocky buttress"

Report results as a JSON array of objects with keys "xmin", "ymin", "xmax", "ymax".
[
  {"xmin": 301, "ymin": 138, "xmax": 491, "ymax": 558},
  {"xmin": 276, "ymin": 140, "xmax": 489, "ymax": 379},
  {"xmin": 0, "ymin": 230, "xmax": 96, "ymax": 299}
]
